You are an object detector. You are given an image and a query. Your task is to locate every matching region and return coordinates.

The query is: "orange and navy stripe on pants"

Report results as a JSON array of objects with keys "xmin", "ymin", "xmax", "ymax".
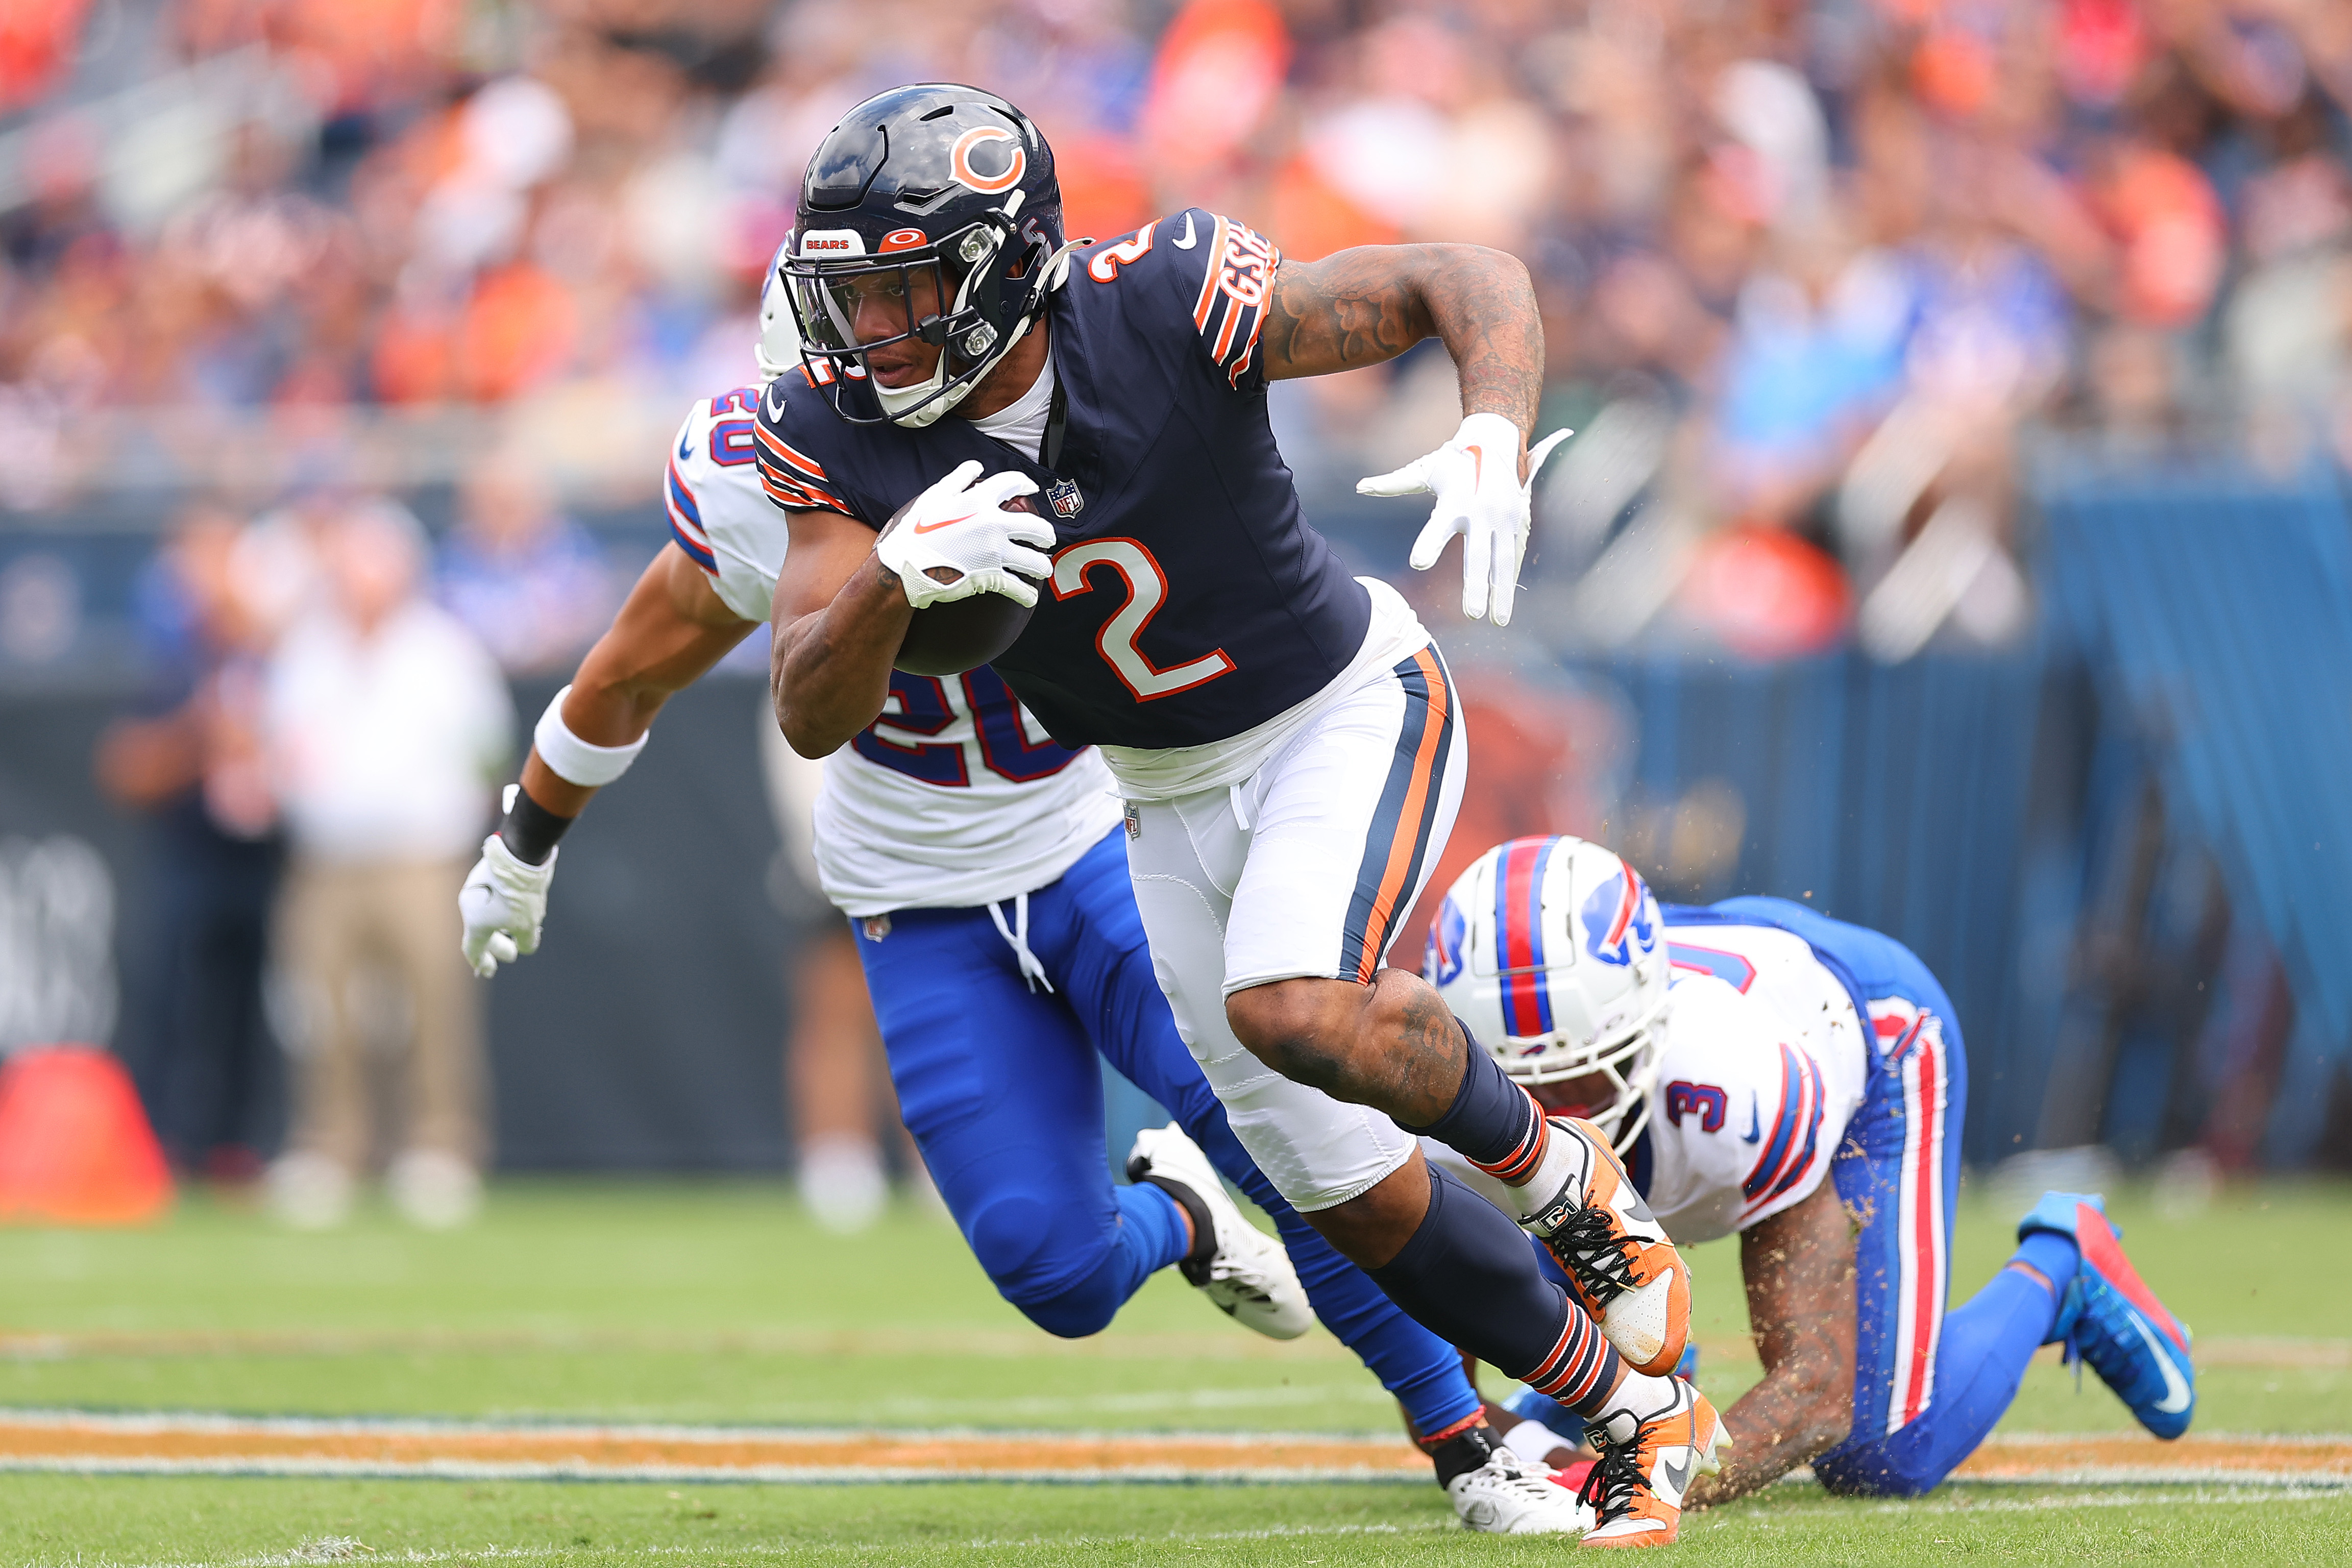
[
  {"xmin": 1337, "ymin": 646, "xmax": 1456, "ymax": 985},
  {"xmin": 1467, "ymin": 1089, "xmax": 1551, "ymax": 1187},
  {"xmin": 1520, "ymin": 1298, "xmax": 1618, "ymax": 1409}
]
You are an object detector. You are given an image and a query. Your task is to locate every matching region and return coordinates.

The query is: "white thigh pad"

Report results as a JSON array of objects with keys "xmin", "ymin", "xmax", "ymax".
[{"xmin": 1124, "ymin": 795, "xmax": 1416, "ymax": 1212}]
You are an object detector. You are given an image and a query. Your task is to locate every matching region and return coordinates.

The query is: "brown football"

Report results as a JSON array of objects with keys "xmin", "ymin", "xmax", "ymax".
[{"xmin": 887, "ymin": 491, "xmax": 1041, "ymax": 676}]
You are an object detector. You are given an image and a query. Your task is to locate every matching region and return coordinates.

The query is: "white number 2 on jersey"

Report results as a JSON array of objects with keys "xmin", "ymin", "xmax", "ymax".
[{"xmin": 1050, "ymin": 537, "xmax": 1235, "ymax": 701}]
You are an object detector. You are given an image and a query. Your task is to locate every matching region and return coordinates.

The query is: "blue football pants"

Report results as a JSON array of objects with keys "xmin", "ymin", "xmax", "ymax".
[
  {"xmin": 854, "ymin": 827, "xmax": 1478, "ymax": 1437},
  {"xmin": 1702, "ymin": 899, "xmax": 2070, "ymax": 1496}
]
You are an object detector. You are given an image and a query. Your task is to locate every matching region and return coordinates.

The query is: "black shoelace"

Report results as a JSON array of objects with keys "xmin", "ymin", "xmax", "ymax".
[
  {"xmin": 1541, "ymin": 1202, "xmax": 1643, "ymax": 1307},
  {"xmin": 1577, "ymin": 1426, "xmax": 1650, "ymax": 1523}
]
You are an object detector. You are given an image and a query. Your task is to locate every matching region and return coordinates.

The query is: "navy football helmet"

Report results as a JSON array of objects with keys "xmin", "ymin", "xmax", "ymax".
[{"xmin": 782, "ymin": 84, "xmax": 1070, "ymax": 428}]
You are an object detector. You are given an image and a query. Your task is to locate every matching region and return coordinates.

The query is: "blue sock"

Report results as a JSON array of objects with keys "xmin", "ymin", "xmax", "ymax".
[
  {"xmin": 1221, "ymin": 1153, "xmax": 1480, "ymax": 1438},
  {"xmin": 1117, "ymin": 1180, "xmax": 1194, "ymax": 1276},
  {"xmin": 2012, "ymin": 1231, "xmax": 2079, "ymax": 1341},
  {"xmin": 1292, "ymin": 1223, "xmax": 1481, "ymax": 1437},
  {"xmin": 1502, "ymin": 1386, "xmax": 1575, "ymax": 1433}
]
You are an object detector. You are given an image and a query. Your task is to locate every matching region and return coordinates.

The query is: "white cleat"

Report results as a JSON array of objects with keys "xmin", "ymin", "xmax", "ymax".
[
  {"xmin": 386, "ymin": 1148, "xmax": 481, "ymax": 1231},
  {"xmin": 1449, "ymin": 1444, "xmax": 1596, "ymax": 1535},
  {"xmin": 1126, "ymin": 1123, "xmax": 1315, "ymax": 1340},
  {"xmin": 267, "ymin": 1151, "xmax": 353, "ymax": 1231}
]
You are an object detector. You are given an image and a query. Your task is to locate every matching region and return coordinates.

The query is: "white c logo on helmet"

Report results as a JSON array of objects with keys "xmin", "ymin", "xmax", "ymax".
[{"xmin": 949, "ymin": 126, "xmax": 1026, "ymax": 195}]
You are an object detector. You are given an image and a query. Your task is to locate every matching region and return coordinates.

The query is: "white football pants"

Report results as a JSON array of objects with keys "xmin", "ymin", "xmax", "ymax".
[{"xmin": 1122, "ymin": 643, "xmax": 1469, "ymax": 1211}]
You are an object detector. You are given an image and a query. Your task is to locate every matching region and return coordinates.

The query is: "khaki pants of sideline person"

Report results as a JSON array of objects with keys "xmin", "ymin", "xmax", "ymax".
[{"xmin": 276, "ymin": 856, "xmax": 487, "ymax": 1172}]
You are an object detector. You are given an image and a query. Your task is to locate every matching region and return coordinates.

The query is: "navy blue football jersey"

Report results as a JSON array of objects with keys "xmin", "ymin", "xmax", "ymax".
[{"xmin": 754, "ymin": 208, "xmax": 1373, "ymax": 750}]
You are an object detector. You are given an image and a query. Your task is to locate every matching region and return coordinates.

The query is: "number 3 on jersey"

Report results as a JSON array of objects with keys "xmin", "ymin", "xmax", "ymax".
[{"xmin": 1051, "ymin": 537, "xmax": 1234, "ymax": 701}]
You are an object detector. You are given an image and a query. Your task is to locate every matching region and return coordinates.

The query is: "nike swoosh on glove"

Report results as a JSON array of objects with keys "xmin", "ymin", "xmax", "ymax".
[
  {"xmin": 459, "ymin": 819, "xmax": 556, "ymax": 978},
  {"xmin": 876, "ymin": 458, "xmax": 1055, "ymax": 609},
  {"xmin": 1357, "ymin": 411, "xmax": 1572, "ymax": 627}
]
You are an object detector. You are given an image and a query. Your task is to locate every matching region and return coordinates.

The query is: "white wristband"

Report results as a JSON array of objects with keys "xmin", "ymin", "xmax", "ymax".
[{"xmin": 532, "ymin": 685, "xmax": 650, "ymax": 787}]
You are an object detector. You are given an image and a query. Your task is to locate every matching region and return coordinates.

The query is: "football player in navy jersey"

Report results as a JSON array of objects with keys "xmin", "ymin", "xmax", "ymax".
[
  {"xmin": 457, "ymin": 252, "xmax": 1591, "ymax": 1533},
  {"xmin": 762, "ymin": 84, "xmax": 1720, "ymax": 1542}
]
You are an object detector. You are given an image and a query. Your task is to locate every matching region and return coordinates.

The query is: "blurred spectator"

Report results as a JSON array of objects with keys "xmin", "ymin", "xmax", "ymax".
[
  {"xmin": 96, "ymin": 503, "xmax": 284, "ymax": 1186},
  {"xmin": 262, "ymin": 497, "xmax": 511, "ymax": 1230},
  {"xmin": 436, "ymin": 446, "xmax": 618, "ymax": 674},
  {"xmin": 0, "ymin": 0, "xmax": 2348, "ymax": 654}
]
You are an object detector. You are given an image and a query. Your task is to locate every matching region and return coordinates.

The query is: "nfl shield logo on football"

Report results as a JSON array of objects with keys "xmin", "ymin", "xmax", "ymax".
[{"xmin": 1046, "ymin": 478, "xmax": 1085, "ymax": 518}]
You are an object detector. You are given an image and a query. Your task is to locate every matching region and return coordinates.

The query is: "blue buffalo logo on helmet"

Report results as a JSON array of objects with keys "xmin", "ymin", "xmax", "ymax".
[
  {"xmin": 1424, "ymin": 893, "xmax": 1469, "ymax": 988},
  {"xmin": 1580, "ymin": 869, "xmax": 1658, "ymax": 968}
]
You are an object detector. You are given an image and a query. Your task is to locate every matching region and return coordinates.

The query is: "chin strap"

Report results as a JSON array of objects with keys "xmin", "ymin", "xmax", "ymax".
[{"xmin": 872, "ymin": 235, "xmax": 1090, "ymax": 428}]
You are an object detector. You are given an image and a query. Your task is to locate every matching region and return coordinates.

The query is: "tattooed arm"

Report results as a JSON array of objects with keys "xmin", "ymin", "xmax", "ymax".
[
  {"xmin": 1259, "ymin": 244, "xmax": 1544, "ymax": 470},
  {"xmin": 1683, "ymin": 1179, "xmax": 1859, "ymax": 1507}
]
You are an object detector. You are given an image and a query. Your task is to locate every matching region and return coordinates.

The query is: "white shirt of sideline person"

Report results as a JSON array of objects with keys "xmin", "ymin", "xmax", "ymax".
[{"xmin": 267, "ymin": 501, "xmax": 512, "ymax": 863}]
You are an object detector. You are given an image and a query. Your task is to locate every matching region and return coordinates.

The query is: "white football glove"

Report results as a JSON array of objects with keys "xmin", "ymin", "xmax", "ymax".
[
  {"xmin": 1358, "ymin": 411, "xmax": 1573, "ymax": 627},
  {"xmin": 459, "ymin": 807, "xmax": 557, "ymax": 978},
  {"xmin": 875, "ymin": 458, "xmax": 1054, "ymax": 610}
]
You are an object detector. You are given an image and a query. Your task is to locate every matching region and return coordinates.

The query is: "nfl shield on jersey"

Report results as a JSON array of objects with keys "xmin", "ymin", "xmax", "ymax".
[
  {"xmin": 754, "ymin": 208, "xmax": 1375, "ymax": 753},
  {"xmin": 663, "ymin": 391, "xmax": 1123, "ymax": 916}
]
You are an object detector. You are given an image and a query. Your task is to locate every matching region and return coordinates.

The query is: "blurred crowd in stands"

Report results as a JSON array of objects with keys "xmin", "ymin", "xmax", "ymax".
[{"xmin": 3, "ymin": 0, "xmax": 2350, "ymax": 660}]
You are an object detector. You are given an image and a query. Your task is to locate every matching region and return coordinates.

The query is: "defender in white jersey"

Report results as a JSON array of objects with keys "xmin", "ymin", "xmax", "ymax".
[
  {"xmin": 660, "ymin": 384, "xmax": 1122, "ymax": 917},
  {"xmin": 449, "ymin": 269, "xmax": 1592, "ymax": 1534},
  {"xmin": 1423, "ymin": 837, "xmax": 2200, "ymax": 1506}
]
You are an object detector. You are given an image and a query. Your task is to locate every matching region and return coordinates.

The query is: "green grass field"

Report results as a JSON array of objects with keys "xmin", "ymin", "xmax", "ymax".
[{"xmin": 3, "ymin": 1179, "xmax": 2347, "ymax": 1565}]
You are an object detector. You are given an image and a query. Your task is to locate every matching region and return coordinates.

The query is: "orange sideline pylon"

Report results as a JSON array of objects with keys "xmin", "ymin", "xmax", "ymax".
[{"xmin": 0, "ymin": 1045, "xmax": 173, "ymax": 1224}]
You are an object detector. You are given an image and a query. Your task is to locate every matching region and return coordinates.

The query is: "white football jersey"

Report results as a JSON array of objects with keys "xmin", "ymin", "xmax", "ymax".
[
  {"xmin": 1639, "ymin": 919, "xmax": 1869, "ymax": 1243},
  {"xmin": 665, "ymin": 388, "xmax": 1123, "ymax": 916}
]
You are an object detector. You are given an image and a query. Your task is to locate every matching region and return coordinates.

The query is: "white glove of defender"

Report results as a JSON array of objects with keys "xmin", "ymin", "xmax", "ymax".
[
  {"xmin": 875, "ymin": 459, "xmax": 1054, "ymax": 609},
  {"xmin": 1358, "ymin": 411, "xmax": 1573, "ymax": 627},
  {"xmin": 459, "ymin": 802, "xmax": 557, "ymax": 978}
]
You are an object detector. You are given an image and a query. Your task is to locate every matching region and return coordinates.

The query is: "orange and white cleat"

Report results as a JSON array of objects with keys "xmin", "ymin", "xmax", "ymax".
[
  {"xmin": 1577, "ymin": 1379, "xmax": 1726, "ymax": 1548},
  {"xmin": 1522, "ymin": 1116, "xmax": 1689, "ymax": 1377}
]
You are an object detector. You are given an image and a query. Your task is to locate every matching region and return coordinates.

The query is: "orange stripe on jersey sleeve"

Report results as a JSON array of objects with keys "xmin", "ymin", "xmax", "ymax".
[
  {"xmin": 1228, "ymin": 248, "xmax": 1281, "ymax": 388},
  {"xmin": 1191, "ymin": 215, "xmax": 1230, "ymax": 330},
  {"xmin": 1210, "ymin": 290, "xmax": 1245, "ymax": 364},
  {"xmin": 754, "ymin": 423, "xmax": 832, "ymax": 483},
  {"xmin": 760, "ymin": 471, "xmax": 819, "ymax": 508}
]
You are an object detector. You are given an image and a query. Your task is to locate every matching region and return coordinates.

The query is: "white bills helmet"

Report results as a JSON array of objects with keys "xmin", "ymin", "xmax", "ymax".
[{"xmin": 1423, "ymin": 836, "xmax": 1671, "ymax": 1155}]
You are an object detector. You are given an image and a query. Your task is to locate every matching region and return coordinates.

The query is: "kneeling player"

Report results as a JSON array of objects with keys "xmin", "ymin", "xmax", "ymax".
[
  {"xmin": 1426, "ymin": 836, "xmax": 2197, "ymax": 1513},
  {"xmin": 451, "ymin": 283, "xmax": 1587, "ymax": 1535}
]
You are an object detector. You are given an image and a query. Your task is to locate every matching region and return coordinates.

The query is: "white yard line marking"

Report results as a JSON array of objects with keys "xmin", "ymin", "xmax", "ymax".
[
  {"xmin": 0, "ymin": 1408, "xmax": 1407, "ymax": 1446},
  {"xmin": 0, "ymin": 1329, "xmax": 1357, "ymax": 1364},
  {"xmin": 61, "ymin": 1520, "xmax": 1461, "ymax": 1568},
  {"xmin": 0, "ymin": 1456, "xmax": 1425, "ymax": 1484}
]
